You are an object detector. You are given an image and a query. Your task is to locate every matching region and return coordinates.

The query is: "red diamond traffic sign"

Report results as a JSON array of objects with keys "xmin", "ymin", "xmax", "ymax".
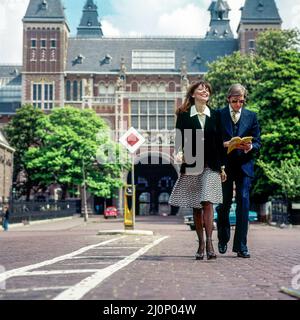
[{"xmin": 119, "ymin": 127, "xmax": 145, "ymax": 153}]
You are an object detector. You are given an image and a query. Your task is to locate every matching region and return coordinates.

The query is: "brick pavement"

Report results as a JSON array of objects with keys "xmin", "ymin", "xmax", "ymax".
[{"xmin": 0, "ymin": 216, "xmax": 299, "ymax": 300}]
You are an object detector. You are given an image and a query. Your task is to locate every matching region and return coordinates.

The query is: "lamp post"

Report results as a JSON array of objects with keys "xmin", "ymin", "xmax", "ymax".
[{"xmin": 82, "ymin": 159, "xmax": 88, "ymax": 222}]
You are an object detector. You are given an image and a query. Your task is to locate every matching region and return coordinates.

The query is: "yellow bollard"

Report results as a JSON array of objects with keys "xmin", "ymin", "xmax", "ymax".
[{"xmin": 124, "ymin": 185, "xmax": 135, "ymax": 230}]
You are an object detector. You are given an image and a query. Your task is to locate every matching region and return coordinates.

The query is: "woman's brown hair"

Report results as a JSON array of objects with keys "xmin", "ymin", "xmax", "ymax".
[{"xmin": 176, "ymin": 80, "xmax": 212, "ymax": 115}]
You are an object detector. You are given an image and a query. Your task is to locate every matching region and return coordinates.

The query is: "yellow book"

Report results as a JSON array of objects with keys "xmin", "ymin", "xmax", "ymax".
[{"xmin": 227, "ymin": 136, "xmax": 253, "ymax": 154}]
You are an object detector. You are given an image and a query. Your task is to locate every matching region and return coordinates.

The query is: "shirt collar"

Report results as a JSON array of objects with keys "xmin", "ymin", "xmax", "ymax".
[
  {"xmin": 229, "ymin": 105, "xmax": 242, "ymax": 114},
  {"xmin": 190, "ymin": 105, "xmax": 211, "ymax": 118}
]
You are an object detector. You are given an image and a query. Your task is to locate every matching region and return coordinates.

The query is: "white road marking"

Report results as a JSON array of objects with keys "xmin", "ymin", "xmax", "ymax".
[
  {"xmin": 0, "ymin": 237, "xmax": 126, "ymax": 283},
  {"xmin": 21, "ymin": 270, "xmax": 100, "ymax": 276},
  {"xmin": 53, "ymin": 236, "xmax": 169, "ymax": 300},
  {"xmin": 68, "ymin": 256, "xmax": 127, "ymax": 259},
  {"xmin": 2, "ymin": 286, "xmax": 70, "ymax": 294}
]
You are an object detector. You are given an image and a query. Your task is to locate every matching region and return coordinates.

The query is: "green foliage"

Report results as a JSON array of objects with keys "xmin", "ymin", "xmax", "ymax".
[
  {"xmin": 251, "ymin": 50, "xmax": 300, "ymax": 201},
  {"xmin": 206, "ymin": 29, "xmax": 300, "ymax": 202},
  {"xmin": 257, "ymin": 159, "xmax": 300, "ymax": 200},
  {"xmin": 256, "ymin": 29, "xmax": 300, "ymax": 61},
  {"xmin": 4, "ymin": 105, "xmax": 46, "ymax": 197},
  {"xmin": 205, "ymin": 51, "xmax": 260, "ymax": 108},
  {"xmin": 25, "ymin": 106, "xmax": 130, "ymax": 199}
]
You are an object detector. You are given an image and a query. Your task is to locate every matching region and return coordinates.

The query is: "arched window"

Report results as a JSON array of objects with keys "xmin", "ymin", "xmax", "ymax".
[
  {"xmin": 73, "ymin": 81, "xmax": 78, "ymax": 101},
  {"xmin": 158, "ymin": 82, "xmax": 166, "ymax": 93},
  {"xmin": 99, "ymin": 83, "xmax": 106, "ymax": 95},
  {"xmin": 140, "ymin": 83, "xmax": 148, "ymax": 93},
  {"xmin": 66, "ymin": 80, "xmax": 71, "ymax": 101},
  {"xmin": 107, "ymin": 83, "xmax": 115, "ymax": 95},
  {"xmin": 168, "ymin": 82, "xmax": 176, "ymax": 92},
  {"xmin": 131, "ymin": 82, "xmax": 138, "ymax": 92}
]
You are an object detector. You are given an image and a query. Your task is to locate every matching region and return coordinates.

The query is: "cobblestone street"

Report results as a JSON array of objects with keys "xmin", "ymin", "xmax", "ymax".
[{"xmin": 0, "ymin": 216, "xmax": 299, "ymax": 300}]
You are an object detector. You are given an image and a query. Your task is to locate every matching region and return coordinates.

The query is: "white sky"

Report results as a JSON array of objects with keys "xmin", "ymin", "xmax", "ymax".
[{"xmin": 0, "ymin": 0, "xmax": 299, "ymax": 64}]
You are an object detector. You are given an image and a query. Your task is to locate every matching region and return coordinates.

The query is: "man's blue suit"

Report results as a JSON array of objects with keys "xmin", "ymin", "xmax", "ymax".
[{"xmin": 216, "ymin": 106, "xmax": 261, "ymax": 253}]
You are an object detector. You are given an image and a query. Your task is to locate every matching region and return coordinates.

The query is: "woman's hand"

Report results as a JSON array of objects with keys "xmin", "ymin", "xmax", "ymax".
[
  {"xmin": 175, "ymin": 151, "xmax": 185, "ymax": 164},
  {"xmin": 221, "ymin": 169, "xmax": 227, "ymax": 183}
]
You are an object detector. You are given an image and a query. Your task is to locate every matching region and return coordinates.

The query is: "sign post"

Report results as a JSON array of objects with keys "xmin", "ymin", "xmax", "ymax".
[{"xmin": 119, "ymin": 127, "xmax": 145, "ymax": 231}]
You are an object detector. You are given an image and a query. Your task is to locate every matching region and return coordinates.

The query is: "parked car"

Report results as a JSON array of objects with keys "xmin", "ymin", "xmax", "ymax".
[
  {"xmin": 184, "ymin": 203, "xmax": 258, "ymax": 230},
  {"xmin": 104, "ymin": 206, "xmax": 118, "ymax": 219}
]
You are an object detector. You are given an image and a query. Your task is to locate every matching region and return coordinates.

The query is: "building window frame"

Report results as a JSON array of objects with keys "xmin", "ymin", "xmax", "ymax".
[
  {"xmin": 132, "ymin": 50, "xmax": 175, "ymax": 70},
  {"xmin": 32, "ymin": 82, "xmax": 55, "ymax": 110},
  {"xmin": 40, "ymin": 39, "xmax": 47, "ymax": 48},
  {"xmin": 130, "ymin": 100, "xmax": 175, "ymax": 131},
  {"xmin": 31, "ymin": 39, "xmax": 37, "ymax": 48}
]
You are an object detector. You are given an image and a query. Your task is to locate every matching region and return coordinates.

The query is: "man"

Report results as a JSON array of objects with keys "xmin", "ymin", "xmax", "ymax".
[{"xmin": 216, "ymin": 84, "xmax": 261, "ymax": 258}]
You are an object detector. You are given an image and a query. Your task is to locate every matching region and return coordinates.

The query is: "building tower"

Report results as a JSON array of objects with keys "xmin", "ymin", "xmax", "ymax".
[
  {"xmin": 22, "ymin": 0, "xmax": 70, "ymax": 109},
  {"xmin": 77, "ymin": 0, "xmax": 103, "ymax": 38},
  {"xmin": 206, "ymin": 0, "xmax": 234, "ymax": 39},
  {"xmin": 238, "ymin": 0, "xmax": 282, "ymax": 54}
]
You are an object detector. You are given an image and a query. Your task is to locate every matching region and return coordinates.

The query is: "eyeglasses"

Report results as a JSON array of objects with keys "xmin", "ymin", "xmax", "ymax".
[{"xmin": 230, "ymin": 99, "xmax": 245, "ymax": 104}]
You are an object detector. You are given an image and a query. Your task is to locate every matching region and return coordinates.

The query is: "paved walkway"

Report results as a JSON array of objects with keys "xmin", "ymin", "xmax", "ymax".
[{"xmin": 0, "ymin": 216, "xmax": 299, "ymax": 300}]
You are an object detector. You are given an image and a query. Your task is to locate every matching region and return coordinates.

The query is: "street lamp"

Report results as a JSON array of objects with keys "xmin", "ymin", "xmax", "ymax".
[{"xmin": 82, "ymin": 159, "xmax": 88, "ymax": 222}]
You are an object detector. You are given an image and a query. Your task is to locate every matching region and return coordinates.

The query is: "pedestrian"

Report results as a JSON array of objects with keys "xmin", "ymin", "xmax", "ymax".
[
  {"xmin": 2, "ymin": 205, "xmax": 10, "ymax": 231},
  {"xmin": 169, "ymin": 80, "xmax": 227, "ymax": 260},
  {"xmin": 216, "ymin": 84, "xmax": 261, "ymax": 258}
]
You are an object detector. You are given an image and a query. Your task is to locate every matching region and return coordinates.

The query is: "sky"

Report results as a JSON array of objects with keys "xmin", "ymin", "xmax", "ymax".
[{"xmin": 0, "ymin": 0, "xmax": 299, "ymax": 64}]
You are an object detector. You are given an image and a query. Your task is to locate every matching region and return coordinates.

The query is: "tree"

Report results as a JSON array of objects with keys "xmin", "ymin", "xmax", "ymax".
[
  {"xmin": 4, "ymin": 105, "xmax": 45, "ymax": 200},
  {"xmin": 205, "ymin": 51, "xmax": 260, "ymax": 109},
  {"xmin": 251, "ymin": 50, "xmax": 300, "ymax": 201},
  {"xmin": 257, "ymin": 159, "xmax": 300, "ymax": 201},
  {"xmin": 25, "ymin": 106, "xmax": 130, "ymax": 200},
  {"xmin": 256, "ymin": 29, "xmax": 300, "ymax": 61}
]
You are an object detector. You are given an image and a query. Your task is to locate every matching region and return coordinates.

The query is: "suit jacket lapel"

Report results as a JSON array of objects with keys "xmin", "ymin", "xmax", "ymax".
[
  {"xmin": 238, "ymin": 108, "xmax": 248, "ymax": 137},
  {"xmin": 223, "ymin": 107, "xmax": 233, "ymax": 137}
]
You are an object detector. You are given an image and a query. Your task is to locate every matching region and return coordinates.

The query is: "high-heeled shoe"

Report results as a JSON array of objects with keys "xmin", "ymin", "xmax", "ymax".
[
  {"xmin": 195, "ymin": 242, "xmax": 205, "ymax": 260},
  {"xmin": 206, "ymin": 238, "xmax": 217, "ymax": 260}
]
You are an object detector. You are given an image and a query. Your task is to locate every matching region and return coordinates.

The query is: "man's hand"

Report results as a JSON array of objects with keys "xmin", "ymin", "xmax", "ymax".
[
  {"xmin": 237, "ymin": 142, "xmax": 252, "ymax": 152},
  {"xmin": 224, "ymin": 141, "xmax": 230, "ymax": 148}
]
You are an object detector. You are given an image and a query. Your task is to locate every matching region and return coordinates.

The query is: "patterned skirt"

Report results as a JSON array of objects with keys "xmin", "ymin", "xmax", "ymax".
[{"xmin": 168, "ymin": 168, "xmax": 223, "ymax": 209}]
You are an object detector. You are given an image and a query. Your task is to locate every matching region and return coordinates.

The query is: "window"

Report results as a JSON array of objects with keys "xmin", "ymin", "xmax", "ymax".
[
  {"xmin": 51, "ymin": 39, "xmax": 56, "ymax": 48},
  {"xmin": 66, "ymin": 81, "xmax": 71, "ymax": 101},
  {"xmin": 41, "ymin": 39, "xmax": 46, "ymax": 48},
  {"xmin": 73, "ymin": 81, "xmax": 78, "ymax": 101},
  {"xmin": 132, "ymin": 50, "xmax": 175, "ymax": 70},
  {"xmin": 249, "ymin": 40, "xmax": 256, "ymax": 51},
  {"xmin": 130, "ymin": 100, "xmax": 175, "ymax": 132},
  {"xmin": 31, "ymin": 39, "xmax": 37, "ymax": 48},
  {"xmin": 32, "ymin": 83, "xmax": 54, "ymax": 110}
]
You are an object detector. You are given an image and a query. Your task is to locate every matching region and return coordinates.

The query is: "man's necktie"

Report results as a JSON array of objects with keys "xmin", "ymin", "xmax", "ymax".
[{"xmin": 231, "ymin": 111, "xmax": 238, "ymax": 124}]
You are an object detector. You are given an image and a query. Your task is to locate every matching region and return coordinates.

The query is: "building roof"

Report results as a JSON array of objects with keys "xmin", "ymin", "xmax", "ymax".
[
  {"xmin": 77, "ymin": 0, "xmax": 103, "ymax": 38},
  {"xmin": 0, "ymin": 66, "xmax": 22, "ymax": 79},
  {"xmin": 240, "ymin": 0, "xmax": 282, "ymax": 24},
  {"xmin": 0, "ymin": 66, "xmax": 22, "ymax": 115},
  {"xmin": 66, "ymin": 37, "xmax": 239, "ymax": 74},
  {"xmin": 0, "ymin": 129, "xmax": 10, "ymax": 146},
  {"xmin": 23, "ymin": 0, "xmax": 67, "ymax": 23}
]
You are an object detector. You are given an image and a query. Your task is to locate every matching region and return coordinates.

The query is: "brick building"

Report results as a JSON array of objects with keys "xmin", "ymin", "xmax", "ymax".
[
  {"xmin": 0, "ymin": 130, "xmax": 14, "ymax": 206},
  {"xmin": 0, "ymin": 0, "xmax": 282, "ymax": 214}
]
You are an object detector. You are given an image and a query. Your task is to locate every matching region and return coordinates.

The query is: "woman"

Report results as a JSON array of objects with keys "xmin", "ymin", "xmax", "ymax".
[{"xmin": 169, "ymin": 80, "xmax": 226, "ymax": 260}]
